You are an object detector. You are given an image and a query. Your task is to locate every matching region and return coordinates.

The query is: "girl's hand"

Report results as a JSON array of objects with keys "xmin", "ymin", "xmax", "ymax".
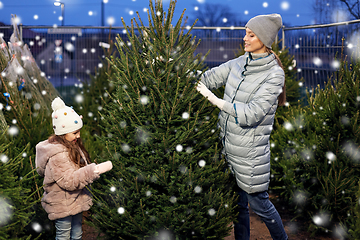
[{"xmin": 94, "ymin": 161, "xmax": 113, "ymax": 174}]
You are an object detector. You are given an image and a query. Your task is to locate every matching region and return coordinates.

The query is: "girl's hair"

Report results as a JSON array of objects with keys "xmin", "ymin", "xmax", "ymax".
[
  {"xmin": 48, "ymin": 134, "xmax": 92, "ymax": 167},
  {"xmin": 266, "ymin": 48, "xmax": 286, "ymax": 106}
]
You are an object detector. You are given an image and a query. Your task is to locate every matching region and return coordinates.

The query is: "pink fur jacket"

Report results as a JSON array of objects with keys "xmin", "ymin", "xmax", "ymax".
[{"xmin": 35, "ymin": 139, "xmax": 100, "ymax": 220}]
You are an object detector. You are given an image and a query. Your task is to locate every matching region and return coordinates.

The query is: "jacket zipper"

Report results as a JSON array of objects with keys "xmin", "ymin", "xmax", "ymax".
[{"xmin": 222, "ymin": 57, "xmax": 249, "ymax": 147}]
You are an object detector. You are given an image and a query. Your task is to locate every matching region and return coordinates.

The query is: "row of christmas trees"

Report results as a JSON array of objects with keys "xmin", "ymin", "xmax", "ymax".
[
  {"xmin": 0, "ymin": 15, "xmax": 59, "ymax": 239},
  {"xmin": 74, "ymin": 1, "xmax": 360, "ymax": 239},
  {"xmin": 1, "ymin": 0, "xmax": 360, "ymax": 239}
]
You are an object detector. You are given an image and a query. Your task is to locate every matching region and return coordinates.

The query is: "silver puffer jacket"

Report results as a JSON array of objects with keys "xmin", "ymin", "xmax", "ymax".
[{"xmin": 201, "ymin": 52, "xmax": 284, "ymax": 194}]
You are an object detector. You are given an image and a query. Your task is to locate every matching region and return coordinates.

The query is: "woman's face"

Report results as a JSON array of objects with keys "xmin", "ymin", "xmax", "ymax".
[
  {"xmin": 243, "ymin": 28, "xmax": 266, "ymax": 54},
  {"xmin": 64, "ymin": 129, "xmax": 81, "ymax": 144}
]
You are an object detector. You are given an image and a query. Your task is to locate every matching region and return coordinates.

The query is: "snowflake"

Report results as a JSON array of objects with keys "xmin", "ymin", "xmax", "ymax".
[
  {"xmin": 107, "ymin": 16, "xmax": 115, "ymax": 25},
  {"xmin": 34, "ymin": 103, "xmax": 41, "ymax": 110},
  {"xmin": 140, "ymin": 95, "xmax": 149, "ymax": 105},
  {"xmin": 312, "ymin": 212, "xmax": 330, "ymax": 227},
  {"xmin": 194, "ymin": 186, "xmax": 202, "ymax": 193},
  {"xmin": 170, "ymin": 196, "xmax": 177, "ymax": 203},
  {"xmin": 121, "ymin": 144, "xmax": 131, "ymax": 153},
  {"xmin": 281, "ymin": 1, "xmax": 290, "ymax": 10},
  {"xmin": 182, "ymin": 112, "xmax": 189, "ymax": 119},
  {"xmin": 8, "ymin": 126, "xmax": 19, "ymax": 136},
  {"xmin": 208, "ymin": 208, "xmax": 216, "ymax": 216},
  {"xmin": 326, "ymin": 151, "xmax": 336, "ymax": 162},
  {"xmin": 284, "ymin": 122, "xmax": 293, "ymax": 131},
  {"xmin": 0, "ymin": 154, "xmax": 9, "ymax": 164},
  {"xmin": 117, "ymin": 207, "xmax": 125, "ymax": 214},
  {"xmin": 31, "ymin": 222, "xmax": 42, "ymax": 233},
  {"xmin": 0, "ymin": 197, "xmax": 13, "ymax": 227},
  {"xmin": 176, "ymin": 144, "xmax": 183, "ymax": 152},
  {"xmin": 198, "ymin": 160, "xmax": 206, "ymax": 167}
]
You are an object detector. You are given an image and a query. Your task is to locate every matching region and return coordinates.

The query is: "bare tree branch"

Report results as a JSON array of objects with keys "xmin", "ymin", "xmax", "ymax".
[
  {"xmin": 339, "ymin": 0, "xmax": 360, "ymax": 19},
  {"xmin": 190, "ymin": 3, "xmax": 242, "ymax": 27}
]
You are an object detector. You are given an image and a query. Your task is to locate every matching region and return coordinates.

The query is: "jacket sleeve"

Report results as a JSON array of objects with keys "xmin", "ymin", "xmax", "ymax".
[
  {"xmin": 35, "ymin": 141, "xmax": 49, "ymax": 177},
  {"xmin": 200, "ymin": 59, "xmax": 235, "ymax": 90},
  {"xmin": 233, "ymin": 71, "xmax": 284, "ymax": 127},
  {"xmin": 48, "ymin": 152, "xmax": 100, "ymax": 191}
]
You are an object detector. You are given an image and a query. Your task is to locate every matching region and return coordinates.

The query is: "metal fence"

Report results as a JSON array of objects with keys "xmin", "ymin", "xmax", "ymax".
[
  {"xmin": 282, "ymin": 19, "xmax": 360, "ymax": 89},
  {"xmin": 1, "ymin": 19, "xmax": 360, "ymax": 96}
]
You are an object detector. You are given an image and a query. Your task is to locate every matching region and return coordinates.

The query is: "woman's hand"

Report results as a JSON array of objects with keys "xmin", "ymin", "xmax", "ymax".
[{"xmin": 196, "ymin": 82, "xmax": 225, "ymax": 110}]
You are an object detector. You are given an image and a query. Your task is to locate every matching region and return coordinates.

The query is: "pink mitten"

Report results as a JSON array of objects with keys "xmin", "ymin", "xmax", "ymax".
[{"xmin": 94, "ymin": 161, "xmax": 113, "ymax": 174}]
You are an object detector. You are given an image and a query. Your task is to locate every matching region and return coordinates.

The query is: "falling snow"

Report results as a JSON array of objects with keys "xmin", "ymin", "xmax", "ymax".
[
  {"xmin": 293, "ymin": 190, "xmax": 307, "ymax": 205},
  {"xmin": 117, "ymin": 207, "xmax": 125, "ymax": 214},
  {"xmin": 283, "ymin": 121, "xmax": 293, "ymax": 131},
  {"xmin": 170, "ymin": 196, "xmax": 177, "ymax": 203},
  {"xmin": 194, "ymin": 186, "xmax": 202, "ymax": 193},
  {"xmin": 198, "ymin": 159, "xmax": 206, "ymax": 167},
  {"xmin": 343, "ymin": 142, "xmax": 360, "ymax": 162},
  {"xmin": 326, "ymin": 151, "xmax": 336, "ymax": 162},
  {"xmin": 121, "ymin": 144, "xmax": 131, "ymax": 153},
  {"xmin": 0, "ymin": 197, "xmax": 13, "ymax": 226},
  {"xmin": 182, "ymin": 112, "xmax": 189, "ymax": 119},
  {"xmin": 312, "ymin": 212, "xmax": 330, "ymax": 227},
  {"xmin": 75, "ymin": 94, "xmax": 84, "ymax": 103},
  {"xmin": 280, "ymin": 1, "xmax": 290, "ymax": 10},
  {"xmin": 176, "ymin": 144, "xmax": 183, "ymax": 152},
  {"xmin": 208, "ymin": 208, "xmax": 216, "ymax": 216},
  {"xmin": 107, "ymin": 16, "xmax": 115, "ymax": 25},
  {"xmin": 140, "ymin": 95, "xmax": 149, "ymax": 105},
  {"xmin": 313, "ymin": 57, "xmax": 322, "ymax": 67},
  {"xmin": 0, "ymin": 154, "xmax": 9, "ymax": 163},
  {"xmin": 31, "ymin": 222, "xmax": 42, "ymax": 233},
  {"xmin": 7, "ymin": 126, "xmax": 19, "ymax": 136}
]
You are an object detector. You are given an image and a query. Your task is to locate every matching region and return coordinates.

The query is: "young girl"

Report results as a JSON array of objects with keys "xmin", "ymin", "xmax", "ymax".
[
  {"xmin": 197, "ymin": 14, "xmax": 288, "ymax": 240},
  {"xmin": 36, "ymin": 97, "xmax": 113, "ymax": 240}
]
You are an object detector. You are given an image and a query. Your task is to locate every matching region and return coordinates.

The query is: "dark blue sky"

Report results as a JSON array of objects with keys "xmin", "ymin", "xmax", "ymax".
[{"xmin": 0, "ymin": 0, "xmax": 318, "ymax": 28}]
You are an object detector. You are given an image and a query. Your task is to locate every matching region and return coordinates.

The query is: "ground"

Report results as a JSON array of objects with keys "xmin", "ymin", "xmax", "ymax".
[{"xmin": 82, "ymin": 195, "xmax": 337, "ymax": 240}]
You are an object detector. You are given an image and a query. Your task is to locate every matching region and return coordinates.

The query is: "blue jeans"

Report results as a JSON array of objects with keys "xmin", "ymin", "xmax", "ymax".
[
  {"xmin": 234, "ymin": 188, "xmax": 288, "ymax": 240},
  {"xmin": 54, "ymin": 212, "xmax": 83, "ymax": 240}
]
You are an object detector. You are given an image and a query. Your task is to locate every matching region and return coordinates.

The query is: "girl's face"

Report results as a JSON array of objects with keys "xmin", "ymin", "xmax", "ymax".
[
  {"xmin": 64, "ymin": 129, "xmax": 81, "ymax": 144},
  {"xmin": 243, "ymin": 28, "xmax": 266, "ymax": 54}
]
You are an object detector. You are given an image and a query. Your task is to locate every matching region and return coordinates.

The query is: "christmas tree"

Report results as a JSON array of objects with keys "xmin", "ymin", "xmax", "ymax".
[
  {"xmin": 89, "ymin": 0, "xmax": 238, "ymax": 239},
  {"xmin": 0, "ymin": 16, "xmax": 60, "ymax": 238},
  {"xmin": 72, "ymin": 36, "xmax": 117, "ymax": 160},
  {"xmin": 0, "ymin": 131, "xmax": 39, "ymax": 240},
  {"xmin": 270, "ymin": 44, "xmax": 360, "ymax": 237}
]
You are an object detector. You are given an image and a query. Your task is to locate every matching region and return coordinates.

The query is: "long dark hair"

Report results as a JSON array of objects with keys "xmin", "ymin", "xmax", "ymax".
[
  {"xmin": 266, "ymin": 47, "xmax": 286, "ymax": 106},
  {"xmin": 48, "ymin": 134, "xmax": 92, "ymax": 168}
]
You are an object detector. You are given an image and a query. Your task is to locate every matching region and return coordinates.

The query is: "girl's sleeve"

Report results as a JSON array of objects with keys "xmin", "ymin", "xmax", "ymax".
[
  {"xmin": 48, "ymin": 152, "xmax": 100, "ymax": 191},
  {"xmin": 200, "ymin": 59, "xmax": 235, "ymax": 89},
  {"xmin": 232, "ymin": 71, "xmax": 284, "ymax": 127}
]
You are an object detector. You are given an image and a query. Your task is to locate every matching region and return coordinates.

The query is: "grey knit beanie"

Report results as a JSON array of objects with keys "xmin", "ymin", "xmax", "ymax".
[{"xmin": 245, "ymin": 14, "xmax": 282, "ymax": 49}]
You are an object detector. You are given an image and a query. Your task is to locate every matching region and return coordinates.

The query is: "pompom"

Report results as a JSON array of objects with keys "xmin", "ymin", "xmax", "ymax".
[{"xmin": 51, "ymin": 97, "xmax": 66, "ymax": 111}]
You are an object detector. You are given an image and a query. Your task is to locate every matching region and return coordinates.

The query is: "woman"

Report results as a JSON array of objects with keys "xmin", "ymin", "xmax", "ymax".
[{"xmin": 196, "ymin": 14, "xmax": 288, "ymax": 240}]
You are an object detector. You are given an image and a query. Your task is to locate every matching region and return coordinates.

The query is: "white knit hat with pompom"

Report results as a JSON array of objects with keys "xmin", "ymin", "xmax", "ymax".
[{"xmin": 51, "ymin": 97, "xmax": 83, "ymax": 135}]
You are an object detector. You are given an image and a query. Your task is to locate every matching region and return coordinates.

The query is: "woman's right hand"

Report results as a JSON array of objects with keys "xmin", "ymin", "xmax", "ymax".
[
  {"xmin": 196, "ymin": 82, "xmax": 225, "ymax": 110},
  {"xmin": 94, "ymin": 161, "xmax": 113, "ymax": 174}
]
